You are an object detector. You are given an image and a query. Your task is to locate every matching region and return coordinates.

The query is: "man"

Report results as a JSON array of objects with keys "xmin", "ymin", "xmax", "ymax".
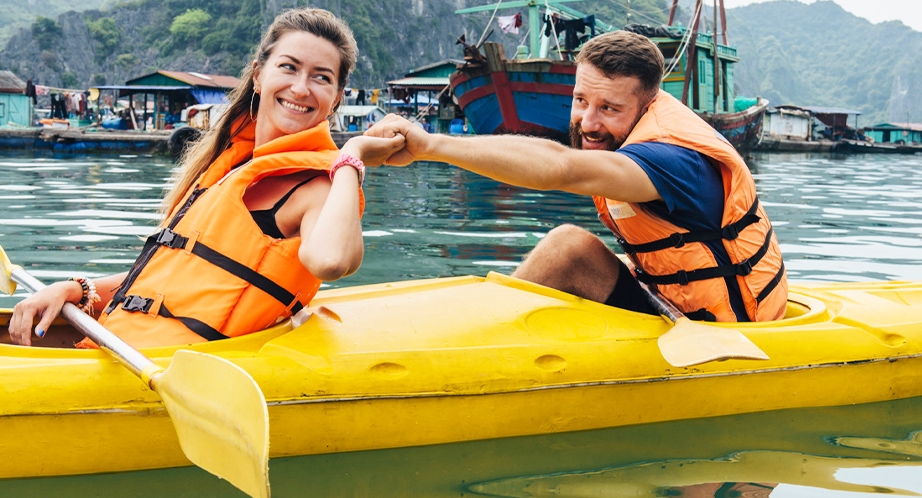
[{"xmin": 368, "ymin": 31, "xmax": 786, "ymax": 322}]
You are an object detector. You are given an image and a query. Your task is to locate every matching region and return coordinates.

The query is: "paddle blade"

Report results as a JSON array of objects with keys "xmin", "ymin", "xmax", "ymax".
[
  {"xmin": 658, "ymin": 317, "xmax": 769, "ymax": 367},
  {"xmin": 0, "ymin": 247, "xmax": 19, "ymax": 295},
  {"xmin": 153, "ymin": 350, "xmax": 270, "ymax": 498}
]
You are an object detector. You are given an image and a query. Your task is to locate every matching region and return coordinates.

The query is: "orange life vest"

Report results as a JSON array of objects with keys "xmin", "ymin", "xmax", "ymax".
[
  {"xmin": 88, "ymin": 120, "xmax": 362, "ymax": 348},
  {"xmin": 593, "ymin": 90, "xmax": 787, "ymax": 322}
]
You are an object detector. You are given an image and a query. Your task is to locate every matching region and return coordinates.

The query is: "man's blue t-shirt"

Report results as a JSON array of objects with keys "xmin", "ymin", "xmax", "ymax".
[{"xmin": 615, "ymin": 141, "xmax": 748, "ymax": 321}]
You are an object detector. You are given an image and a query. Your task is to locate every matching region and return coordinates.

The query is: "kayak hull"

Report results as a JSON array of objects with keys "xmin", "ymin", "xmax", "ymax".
[{"xmin": 2, "ymin": 272, "xmax": 921, "ymax": 478}]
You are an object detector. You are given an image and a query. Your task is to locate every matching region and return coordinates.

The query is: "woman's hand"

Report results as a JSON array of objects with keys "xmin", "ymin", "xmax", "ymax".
[
  {"xmin": 363, "ymin": 114, "xmax": 433, "ymax": 166},
  {"xmin": 8, "ymin": 280, "xmax": 82, "ymax": 346},
  {"xmin": 340, "ymin": 133, "xmax": 405, "ymax": 167}
]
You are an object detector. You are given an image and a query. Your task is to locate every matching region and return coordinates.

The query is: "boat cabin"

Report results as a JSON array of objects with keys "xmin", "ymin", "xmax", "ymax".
[
  {"xmin": 387, "ymin": 60, "xmax": 464, "ymax": 134},
  {"xmin": 331, "ymin": 105, "xmax": 387, "ymax": 132},
  {"xmin": 0, "ymin": 71, "xmax": 33, "ymax": 128},
  {"xmin": 863, "ymin": 123, "xmax": 922, "ymax": 145}
]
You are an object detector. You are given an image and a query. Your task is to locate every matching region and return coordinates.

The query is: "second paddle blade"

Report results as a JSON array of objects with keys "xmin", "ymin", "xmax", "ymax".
[
  {"xmin": 658, "ymin": 317, "xmax": 769, "ymax": 367},
  {"xmin": 153, "ymin": 350, "xmax": 271, "ymax": 498}
]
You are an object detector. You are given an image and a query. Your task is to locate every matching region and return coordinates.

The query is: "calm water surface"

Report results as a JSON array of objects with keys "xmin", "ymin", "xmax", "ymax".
[{"xmin": 1, "ymin": 150, "xmax": 921, "ymax": 497}]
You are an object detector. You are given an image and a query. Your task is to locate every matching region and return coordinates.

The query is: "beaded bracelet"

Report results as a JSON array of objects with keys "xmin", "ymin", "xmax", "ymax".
[{"xmin": 69, "ymin": 277, "xmax": 101, "ymax": 315}]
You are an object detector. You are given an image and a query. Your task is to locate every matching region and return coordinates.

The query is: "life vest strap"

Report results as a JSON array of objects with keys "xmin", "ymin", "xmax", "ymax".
[
  {"xmin": 636, "ymin": 227, "xmax": 774, "ymax": 286},
  {"xmin": 756, "ymin": 261, "xmax": 786, "ymax": 303},
  {"xmin": 153, "ymin": 227, "xmax": 305, "ymax": 314},
  {"xmin": 119, "ymin": 294, "xmax": 229, "ymax": 341},
  {"xmin": 619, "ymin": 198, "xmax": 762, "ymax": 254}
]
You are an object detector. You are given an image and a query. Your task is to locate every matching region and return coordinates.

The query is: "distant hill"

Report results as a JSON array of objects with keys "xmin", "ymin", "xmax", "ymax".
[
  {"xmin": 726, "ymin": 0, "xmax": 922, "ymax": 125},
  {"xmin": 0, "ymin": 0, "xmax": 111, "ymax": 47}
]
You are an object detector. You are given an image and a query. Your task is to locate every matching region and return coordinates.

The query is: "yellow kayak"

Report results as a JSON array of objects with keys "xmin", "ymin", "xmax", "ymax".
[{"xmin": 1, "ymin": 272, "xmax": 921, "ymax": 479}]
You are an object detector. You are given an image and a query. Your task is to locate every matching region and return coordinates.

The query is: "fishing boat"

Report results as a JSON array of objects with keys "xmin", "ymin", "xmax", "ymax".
[
  {"xmin": 449, "ymin": 0, "xmax": 768, "ymax": 155},
  {"xmin": 2, "ymin": 270, "xmax": 922, "ymax": 480}
]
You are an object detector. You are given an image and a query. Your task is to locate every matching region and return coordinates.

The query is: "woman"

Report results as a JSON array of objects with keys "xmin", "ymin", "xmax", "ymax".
[{"xmin": 8, "ymin": 8, "xmax": 404, "ymax": 348}]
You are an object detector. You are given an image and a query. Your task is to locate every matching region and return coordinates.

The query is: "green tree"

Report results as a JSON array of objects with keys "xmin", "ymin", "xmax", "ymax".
[
  {"xmin": 87, "ymin": 17, "xmax": 121, "ymax": 56},
  {"xmin": 32, "ymin": 16, "xmax": 62, "ymax": 51},
  {"xmin": 169, "ymin": 8, "xmax": 212, "ymax": 46}
]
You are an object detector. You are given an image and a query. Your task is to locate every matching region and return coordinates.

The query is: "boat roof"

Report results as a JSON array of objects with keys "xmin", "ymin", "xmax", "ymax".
[
  {"xmin": 387, "ymin": 76, "xmax": 449, "ymax": 91},
  {"xmin": 337, "ymin": 105, "xmax": 386, "ymax": 117},
  {"xmin": 777, "ymin": 104, "xmax": 862, "ymax": 116}
]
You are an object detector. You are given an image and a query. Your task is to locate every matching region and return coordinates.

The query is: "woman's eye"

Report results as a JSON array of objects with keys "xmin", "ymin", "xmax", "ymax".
[{"xmin": 280, "ymin": 63, "xmax": 296, "ymax": 71}]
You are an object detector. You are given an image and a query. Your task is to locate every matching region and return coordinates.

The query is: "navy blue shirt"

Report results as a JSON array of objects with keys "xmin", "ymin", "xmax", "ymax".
[{"xmin": 615, "ymin": 142, "xmax": 749, "ymax": 321}]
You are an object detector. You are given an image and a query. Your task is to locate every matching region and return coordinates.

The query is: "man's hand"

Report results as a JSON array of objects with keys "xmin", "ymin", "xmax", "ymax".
[{"xmin": 364, "ymin": 114, "xmax": 433, "ymax": 166}]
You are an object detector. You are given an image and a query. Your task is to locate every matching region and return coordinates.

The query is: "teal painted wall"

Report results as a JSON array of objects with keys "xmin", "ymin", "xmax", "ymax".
[{"xmin": 0, "ymin": 93, "xmax": 32, "ymax": 127}]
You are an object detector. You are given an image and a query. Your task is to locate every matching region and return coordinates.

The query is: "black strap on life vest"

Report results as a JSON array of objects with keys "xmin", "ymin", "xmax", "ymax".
[
  {"xmin": 634, "ymin": 226, "xmax": 775, "ymax": 288},
  {"xmin": 119, "ymin": 294, "xmax": 229, "ymax": 341},
  {"xmin": 618, "ymin": 197, "xmax": 762, "ymax": 254},
  {"xmin": 106, "ymin": 186, "xmax": 207, "ymax": 317},
  {"xmin": 151, "ymin": 227, "xmax": 305, "ymax": 315}
]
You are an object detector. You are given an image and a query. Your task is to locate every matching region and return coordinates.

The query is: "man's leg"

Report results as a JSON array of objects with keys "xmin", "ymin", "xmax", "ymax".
[{"xmin": 512, "ymin": 224, "xmax": 622, "ymax": 303}]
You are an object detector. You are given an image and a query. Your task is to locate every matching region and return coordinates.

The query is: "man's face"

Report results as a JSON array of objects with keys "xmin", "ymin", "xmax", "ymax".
[{"xmin": 569, "ymin": 64, "xmax": 649, "ymax": 151}]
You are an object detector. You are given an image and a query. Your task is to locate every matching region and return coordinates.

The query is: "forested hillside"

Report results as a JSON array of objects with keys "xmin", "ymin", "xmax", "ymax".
[
  {"xmin": 726, "ymin": 0, "xmax": 922, "ymax": 125},
  {"xmin": 0, "ymin": 0, "xmax": 110, "ymax": 47},
  {"xmin": 1, "ymin": 0, "xmax": 919, "ymax": 125},
  {"xmin": 0, "ymin": 0, "xmax": 669, "ymax": 91}
]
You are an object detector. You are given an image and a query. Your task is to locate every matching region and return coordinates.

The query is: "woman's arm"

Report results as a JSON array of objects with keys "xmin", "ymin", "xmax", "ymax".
[
  {"xmin": 8, "ymin": 271, "xmax": 127, "ymax": 346},
  {"xmin": 297, "ymin": 134, "xmax": 405, "ymax": 281}
]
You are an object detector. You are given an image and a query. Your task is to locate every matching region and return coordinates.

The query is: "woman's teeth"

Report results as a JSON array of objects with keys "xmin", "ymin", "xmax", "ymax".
[{"xmin": 281, "ymin": 100, "xmax": 311, "ymax": 112}]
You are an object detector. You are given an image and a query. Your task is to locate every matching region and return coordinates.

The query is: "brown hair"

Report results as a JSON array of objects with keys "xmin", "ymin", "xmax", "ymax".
[
  {"xmin": 575, "ymin": 30, "xmax": 664, "ymax": 102},
  {"xmin": 163, "ymin": 8, "xmax": 358, "ymax": 216}
]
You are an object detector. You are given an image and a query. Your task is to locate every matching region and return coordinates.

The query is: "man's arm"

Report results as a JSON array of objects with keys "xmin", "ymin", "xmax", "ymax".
[{"xmin": 368, "ymin": 114, "xmax": 661, "ymax": 203}]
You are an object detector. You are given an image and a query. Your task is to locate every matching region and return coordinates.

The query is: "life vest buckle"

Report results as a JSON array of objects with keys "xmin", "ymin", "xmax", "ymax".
[
  {"xmin": 722, "ymin": 224, "xmax": 740, "ymax": 240},
  {"xmin": 669, "ymin": 233, "xmax": 686, "ymax": 248},
  {"xmin": 675, "ymin": 270, "xmax": 689, "ymax": 286},
  {"xmin": 736, "ymin": 259, "xmax": 753, "ymax": 276},
  {"xmin": 155, "ymin": 228, "xmax": 187, "ymax": 249},
  {"xmin": 122, "ymin": 294, "xmax": 154, "ymax": 313}
]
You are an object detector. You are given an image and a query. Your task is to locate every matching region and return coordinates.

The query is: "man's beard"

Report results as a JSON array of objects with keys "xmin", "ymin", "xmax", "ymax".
[
  {"xmin": 568, "ymin": 111, "xmax": 643, "ymax": 151},
  {"xmin": 569, "ymin": 122, "xmax": 625, "ymax": 151}
]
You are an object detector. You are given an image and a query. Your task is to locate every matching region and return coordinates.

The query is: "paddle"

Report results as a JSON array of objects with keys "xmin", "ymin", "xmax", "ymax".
[
  {"xmin": 0, "ymin": 246, "xmax": 270, "ymax": 498},
  {"xmin": 621, "ymin": 257, "xmax": 769, "ymax": 367}
]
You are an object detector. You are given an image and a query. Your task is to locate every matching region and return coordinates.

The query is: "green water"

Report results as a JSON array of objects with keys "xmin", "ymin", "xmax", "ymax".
[{"xmin": 1, "ymin": 150, "xmax": 922, "ymax": 496}]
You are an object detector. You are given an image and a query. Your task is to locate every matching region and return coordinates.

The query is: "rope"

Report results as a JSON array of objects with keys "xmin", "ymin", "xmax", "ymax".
[
  {"xmin": 664, "ymin": 0, "xmax": 701, "ymax": 75},
  {"xmin": 476, "ymin": 0, "xmax": 504, "ymax": 46}
]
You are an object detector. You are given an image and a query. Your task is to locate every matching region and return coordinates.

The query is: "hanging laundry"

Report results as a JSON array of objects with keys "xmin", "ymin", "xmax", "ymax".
[{"xmin": 498, "ymin": 13, "xmax": 522, "ymax": 34}]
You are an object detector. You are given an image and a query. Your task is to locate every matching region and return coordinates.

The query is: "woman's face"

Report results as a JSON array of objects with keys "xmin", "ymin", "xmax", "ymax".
[{"xmin": 253, "ymin": 31, "xmax": 342, "ymax": 146}]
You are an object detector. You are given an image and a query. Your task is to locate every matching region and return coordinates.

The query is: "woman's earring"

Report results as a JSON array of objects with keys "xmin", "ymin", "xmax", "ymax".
[{"xmin": 249, "ymin": 91, "xmax": 259, "ymax": 122}]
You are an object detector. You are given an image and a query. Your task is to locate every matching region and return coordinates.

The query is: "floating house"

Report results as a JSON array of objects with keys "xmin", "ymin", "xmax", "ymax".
[
  {"xmin": 0, "ymin": 71, "xmax": 33, "ymax": 128},
  {"xmin": 92, "ymin": 71, "xmax": 239, "ymax": 130},
  {"xmin": 387, "ymin": 60, "xmax": 464, "ymax": 133},
  {"xmin": 863, "ymin": 123, "xmax": 922, "ymax": 145},
  {"xmin": 763, "ymin": 105, "xmax": 862, "ymax": 141}
]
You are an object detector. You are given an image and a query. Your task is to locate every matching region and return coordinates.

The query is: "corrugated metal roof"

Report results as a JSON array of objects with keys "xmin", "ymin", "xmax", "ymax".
[
  {"xmin": 0, "ymin": 70, "xmax": 25, "ymax": 93},
  {"xmin": 127, "ymin": 71, "xmax": 239, "ymax": 90}
]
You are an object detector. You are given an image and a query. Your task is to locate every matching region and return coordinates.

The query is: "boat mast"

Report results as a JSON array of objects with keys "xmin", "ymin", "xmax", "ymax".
[
  {"xmin": 667, "ymin": 0, "xmax": 679, "ymax": 25},
  {"xmin": 682, "ymin": 0, "xmax": 702, "ymax": 108},
  {"xmin": 455, "ymin": 0, "xmax": 588, "ymax": 58},
  {"xmin": 713, "ymin": 0, "xmax": 720, "ymax": 113}
]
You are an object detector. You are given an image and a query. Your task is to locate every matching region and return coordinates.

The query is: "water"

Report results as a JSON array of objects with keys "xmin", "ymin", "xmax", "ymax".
[{"xmin": 1, "ymin": 150, "xmax": 922, "ymax": 496}]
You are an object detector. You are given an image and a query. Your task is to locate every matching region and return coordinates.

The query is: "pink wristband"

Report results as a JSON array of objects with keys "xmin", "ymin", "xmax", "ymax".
[{"xmin": 329, "ymin": 153, "xmax": 365, "ymax": 186}]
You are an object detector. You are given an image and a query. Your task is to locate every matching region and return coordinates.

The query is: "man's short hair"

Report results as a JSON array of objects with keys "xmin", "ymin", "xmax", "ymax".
[{"xmin": 575, "ymin": 30, "xmax": 665, "ymax": 101}]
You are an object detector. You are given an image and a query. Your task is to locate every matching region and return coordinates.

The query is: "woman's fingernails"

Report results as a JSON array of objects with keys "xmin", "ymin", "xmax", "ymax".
[{"xmin": 36, "ymin": 328, "xmax": 45, "ymax": 338}]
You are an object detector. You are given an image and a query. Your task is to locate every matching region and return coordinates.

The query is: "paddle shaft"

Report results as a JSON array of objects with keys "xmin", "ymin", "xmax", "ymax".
[
  {"xmin": 621, "ymin": 257, "xmax": 685, "ymax": 323},
  {"xmin": 10, "ymin": 267, "xmax": 157, "ymax": 379}
]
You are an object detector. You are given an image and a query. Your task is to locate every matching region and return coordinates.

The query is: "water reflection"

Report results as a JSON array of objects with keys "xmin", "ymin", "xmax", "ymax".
[{"xmin": 3, "ymin": 395, "xmax": 922, "ymax": 497}]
